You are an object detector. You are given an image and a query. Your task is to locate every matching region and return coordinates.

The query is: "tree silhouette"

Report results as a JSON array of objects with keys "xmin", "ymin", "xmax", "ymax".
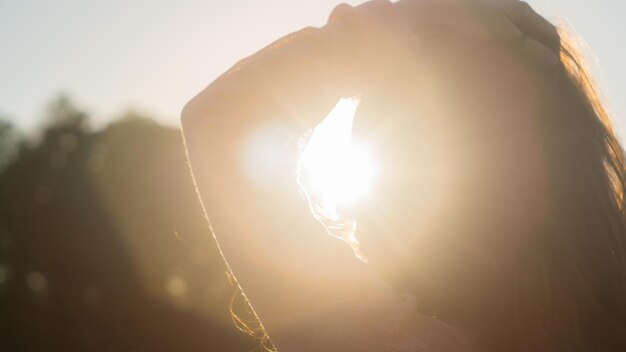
[
  {"xmin": 0, "ymin": 120, "xmax": 20, "ymax": 172},
  {"xmin": 0, "ymin": 97, "xmax": 256, "ymax": 351}
]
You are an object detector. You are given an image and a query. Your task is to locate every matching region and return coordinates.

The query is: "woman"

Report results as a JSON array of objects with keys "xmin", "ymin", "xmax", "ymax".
[{"xmin": 181, "ymin": 0, "xmax": 626, "ymax": 351}]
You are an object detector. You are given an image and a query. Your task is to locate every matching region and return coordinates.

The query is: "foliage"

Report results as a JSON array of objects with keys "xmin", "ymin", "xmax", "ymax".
[{"xmin": 0, "ymin": 97, "xmax": 256, "ymax": 351}]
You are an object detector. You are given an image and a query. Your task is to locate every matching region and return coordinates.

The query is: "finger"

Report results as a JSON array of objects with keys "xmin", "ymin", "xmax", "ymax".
[
  {"xmin": 495, "ymin": 13, "xmax": 559, "ymax": 68},
  {"xmin": 485, "ymin": 1, "xmax": 560, "ymax": 68},
  {"xmin": 354, "ymin": 0, "xmax": 395, "ymax": 13},
  {"xmin": 354, "ymin": 0, "xmax": 423, "ymax": 67},
  {"xmin": 503, "ymin": 0, "xmax": 560, "ymax": 51},
  {"xmin": 521, "ymin": 34, "xmax": 560, "ymax": 68},
  {"xmin": 328, "ymin": 2, "xmax": 354, "ymax": 24},
  {"xmin": 326, "ymin": 0, "xmax": 422, "ymax": 81}
]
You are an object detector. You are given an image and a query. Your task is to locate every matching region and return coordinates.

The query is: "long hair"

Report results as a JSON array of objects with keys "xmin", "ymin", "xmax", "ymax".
[
  {"xmin": 231, "ymin": 14, "xmax": 626, "ymax": 352},
  {"xmin": 346, "ymin": 21, "xmax": 626, "ymax": 352},
  {"xmin": 493, "ymin": 29, "xmax": 626, "ymax": 352}
]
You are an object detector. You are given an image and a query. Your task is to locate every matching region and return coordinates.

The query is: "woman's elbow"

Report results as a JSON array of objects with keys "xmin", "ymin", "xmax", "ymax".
[{"xmin": 180, "ymin": 96, "xmax": 205, "ymax": 132}]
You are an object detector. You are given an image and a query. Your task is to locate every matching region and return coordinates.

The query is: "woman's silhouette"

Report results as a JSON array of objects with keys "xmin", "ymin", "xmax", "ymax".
[{"xmin": 181, "ymin": 0, "xmax": 626, "ymax": 351}]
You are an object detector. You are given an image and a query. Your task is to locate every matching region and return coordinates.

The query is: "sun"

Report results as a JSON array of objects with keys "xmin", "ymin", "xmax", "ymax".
[{"xmin": 298, "ymin": 98, "xmax": 374, "ymax": 260}]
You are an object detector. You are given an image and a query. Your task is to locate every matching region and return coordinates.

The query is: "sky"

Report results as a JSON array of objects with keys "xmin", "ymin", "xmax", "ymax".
[{"xmin": 1, "ymin": 0, "xmax": 625, "ymax": 137}]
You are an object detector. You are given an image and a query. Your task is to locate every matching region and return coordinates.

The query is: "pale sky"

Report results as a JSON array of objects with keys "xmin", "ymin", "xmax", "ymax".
[{"xmin": 1, "ymin": 0, "xmax": 625, "ymax": 137}]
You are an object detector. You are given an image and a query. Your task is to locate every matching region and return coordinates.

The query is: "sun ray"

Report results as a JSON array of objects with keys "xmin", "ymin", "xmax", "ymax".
[{"xmin": 298, "ymin": 97, "xmax": 375, "ymax": 261}]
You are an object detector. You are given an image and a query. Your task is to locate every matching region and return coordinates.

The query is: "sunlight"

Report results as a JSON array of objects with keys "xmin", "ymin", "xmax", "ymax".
[
  {"xmin": 298, "ymin": 98, "xmax": 374, "ymax": 261},
  {"xmin": 299, "ymin": 97, "xmax": 374, "ymax": 211},
  {"xmin": 243, "ymin": 97, "xmax": 374, "ymax": 260}
]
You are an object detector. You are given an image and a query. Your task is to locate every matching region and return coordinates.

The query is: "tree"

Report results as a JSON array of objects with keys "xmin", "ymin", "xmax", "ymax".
[
  {"xmin": 0, "ymin": 119, "xmax": 20, "ymax": 172},
  {"xmin": 0, "ymin": 96, "xmax": 256, "ymax": 351}
]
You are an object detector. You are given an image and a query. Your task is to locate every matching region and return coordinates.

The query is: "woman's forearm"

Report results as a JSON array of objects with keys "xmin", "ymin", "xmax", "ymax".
[
  {"xmin": 182, "ymin": 26, "xmax": 343, "ymax": 133},
  {"xmin": 181, "ymin": 24, "xmax": 398, "ymax": 350}
]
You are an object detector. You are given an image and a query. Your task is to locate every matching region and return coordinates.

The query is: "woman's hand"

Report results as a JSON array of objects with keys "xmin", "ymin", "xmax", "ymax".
[
  {"xmin": 394, "ymin": 0, "xmax": 559, "ymax": 66},
  {"xmin": 353, "ymin": 0, "xmax": 561, "ymax": 144}
]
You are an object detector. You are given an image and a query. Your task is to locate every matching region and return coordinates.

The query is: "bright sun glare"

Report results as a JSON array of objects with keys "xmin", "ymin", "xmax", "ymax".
[
  {"xmin": 298, "ymin": 98, "xmax": 374, "ymax": 260},
  {"xmin": 243, "ymin": 97, "xmax": 374, "ymax": 260},
  {"xmin": 299, "ymin": 97, "xmax": 374, "ymax": 212}
]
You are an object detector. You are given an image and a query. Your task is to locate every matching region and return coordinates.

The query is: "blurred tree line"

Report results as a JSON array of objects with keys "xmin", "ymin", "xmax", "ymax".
[{"xmin": 0, "ymin": 96, "xmax": 260, "ymax": 351}]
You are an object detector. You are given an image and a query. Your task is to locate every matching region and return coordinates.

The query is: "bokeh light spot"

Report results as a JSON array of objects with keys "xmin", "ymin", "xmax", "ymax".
[
  {"xmin": 166, "ymin": 276, "xmax": 188, "ymax": 298},
  {"xmin": 26, "ymin": 271, "xmax": 47, "ymax": 292}
]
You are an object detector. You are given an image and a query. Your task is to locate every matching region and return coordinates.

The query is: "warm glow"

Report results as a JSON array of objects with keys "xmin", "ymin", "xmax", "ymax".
[
  {"xmin": 243, "ymin": 98, "xmax": 374, "ymax": 260},
  {"xmin": 298, "ymin": 98, "xmax": 374, "ymax": 261},
  {"xmin": 299, "ymin": 97, "xmax": 374, "ymax": 212}
]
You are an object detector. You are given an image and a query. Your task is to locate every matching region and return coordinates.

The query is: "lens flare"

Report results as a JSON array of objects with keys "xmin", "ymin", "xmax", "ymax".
[{"xmin": 298, "ymin": 97, "xmax": 374, "ymax": 261}]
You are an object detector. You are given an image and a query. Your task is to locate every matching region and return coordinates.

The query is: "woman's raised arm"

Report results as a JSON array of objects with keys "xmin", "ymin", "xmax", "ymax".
[{"xmin": 179, "ymin": 1, "xmax": 441, "ymax": 351}]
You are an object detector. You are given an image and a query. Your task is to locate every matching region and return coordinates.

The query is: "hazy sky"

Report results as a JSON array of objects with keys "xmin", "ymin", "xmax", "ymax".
[{"xmin": 1, "ymin": 0, "xmax": 625, "ymax": 137}]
